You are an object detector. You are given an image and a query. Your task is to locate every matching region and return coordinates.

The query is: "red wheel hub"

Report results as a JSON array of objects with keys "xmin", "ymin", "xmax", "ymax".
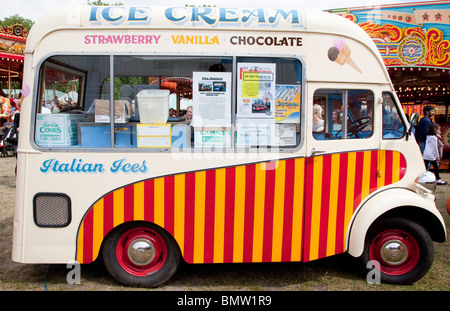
[
  {"xmin": 369, "ymin": 229, "xmax": 420, "ymax": 275},
  {"xmin": 116, "ymin": 227, "xmax": 167, "ymax": 276}
]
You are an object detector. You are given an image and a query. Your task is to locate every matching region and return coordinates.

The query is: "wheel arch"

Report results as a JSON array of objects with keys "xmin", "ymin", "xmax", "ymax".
[
  {"xmin": 76, "ymin": 214, "xmax": 183, "ymax": 264},
  {"xmin": 99, "ymin": 220, "xmax": 182, "ymax": 257},
  {"xmin": 347, "ymin": 187, "xmax": 447, "ymax": 258}
]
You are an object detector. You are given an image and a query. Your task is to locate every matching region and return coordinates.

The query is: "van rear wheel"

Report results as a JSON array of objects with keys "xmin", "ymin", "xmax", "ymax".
[
  {"xmin": 102, "ymin": 222, "xmax": 181, "ymax": 287},
  {"xmin": 359, "ymin": 218, "xmax": 433, "ymax": 285}
]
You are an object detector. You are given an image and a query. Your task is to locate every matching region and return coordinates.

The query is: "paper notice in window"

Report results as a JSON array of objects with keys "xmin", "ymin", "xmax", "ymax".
[
  {"xmin": 275, "ymin": 85, "xmax": 301, "ymax": 124},
  {"xmin": 236, "ymin": 118, "xmax": 275, "ymax": 147},
  {"xmin": 237, "ymin": 63, "xmax": 276, "ymax": 119},
  {"xmin": 192, "ymin": 72, "xmax": 232, "ymax": 128}
]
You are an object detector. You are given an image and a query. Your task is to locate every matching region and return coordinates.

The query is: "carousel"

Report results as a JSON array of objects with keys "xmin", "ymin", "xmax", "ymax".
[{"xmin": 0, "ymin": 23, "xmax": 27, "ymax": 98}]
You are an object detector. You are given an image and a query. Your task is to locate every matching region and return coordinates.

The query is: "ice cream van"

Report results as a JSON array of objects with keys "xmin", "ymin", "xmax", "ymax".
[{"xmin": 12, "ymin": 5, "xmax": 447, "ymax": 287}]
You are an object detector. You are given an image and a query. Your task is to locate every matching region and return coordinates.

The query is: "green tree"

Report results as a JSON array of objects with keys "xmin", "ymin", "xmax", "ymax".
[{"xmin": 0, "ymin": 14, "xmax": 34, "ymax": 32}]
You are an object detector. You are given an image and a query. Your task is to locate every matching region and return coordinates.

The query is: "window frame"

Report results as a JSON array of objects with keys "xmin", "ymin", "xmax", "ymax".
[{"xmin": 312, "ymin": 88, "xmax": 375, "ymax": 141}]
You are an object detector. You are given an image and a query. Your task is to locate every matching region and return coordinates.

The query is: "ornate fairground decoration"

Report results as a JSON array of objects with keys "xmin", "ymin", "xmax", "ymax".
[
  {"xmin": 359, "ymin": 22, "xmax": 450, "ymax": 68},
  {"xmin": 398, "ymin": 36, "xmax": 427, "ymax": 65},
  {"xmin": 336, "ymin": 6, "xmax": 450, "ymax": 69},
  {"xmin": 0, "ymin": 24, "xmax": 28, "ymax": 59}
]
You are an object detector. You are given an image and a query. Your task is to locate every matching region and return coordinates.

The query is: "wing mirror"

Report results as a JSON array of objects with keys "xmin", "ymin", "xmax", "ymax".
[
  {"xmin": 407, "ymin": 112, "xmax": 419, "ymax": 140},
  {"xmin": 410, "ymin": 112, "xmax": 419, "ymax": 126}
]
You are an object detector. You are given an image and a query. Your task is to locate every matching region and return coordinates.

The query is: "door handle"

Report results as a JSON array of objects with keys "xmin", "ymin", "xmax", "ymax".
[{"xmin": 311, "ymin": 148, "xmax": 326, "ymax": 156}]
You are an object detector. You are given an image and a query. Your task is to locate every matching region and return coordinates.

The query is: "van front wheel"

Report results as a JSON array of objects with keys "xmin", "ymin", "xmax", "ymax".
[
  {"xmin": 359, "ymin": 218, "xmax": 433, "ymax": 285},
  {"xmin": 102, "ymin": 222, "xmax": 181, "ymax": 287}
]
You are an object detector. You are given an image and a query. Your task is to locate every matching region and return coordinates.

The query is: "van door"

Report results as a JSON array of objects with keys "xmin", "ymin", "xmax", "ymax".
[{"xmin": 303, "ymin": 86, "xmax": 381, "ymax": 262}]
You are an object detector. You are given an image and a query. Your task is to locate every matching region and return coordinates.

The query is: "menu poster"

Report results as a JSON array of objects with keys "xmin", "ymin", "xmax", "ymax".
[
  {"xmin": 275, "ymin": 85, "xmax": 301, "ymax": 123},
  {"xmin": 192, "ymin": 72, "xmax": 232, "ymax": 128},
  {"xmin": 237, "ymin": 63, "xmax": 276, "ymax": 118}
]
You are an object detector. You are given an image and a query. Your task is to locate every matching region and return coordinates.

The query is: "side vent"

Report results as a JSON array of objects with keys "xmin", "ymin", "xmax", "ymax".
[{"xmin": 33, "ymin": 193, "xmax": 71, "ymax": 227}]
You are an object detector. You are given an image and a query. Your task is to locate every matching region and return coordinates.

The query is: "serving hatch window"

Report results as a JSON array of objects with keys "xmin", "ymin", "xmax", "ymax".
[
  {"xmin": 34, "ymin": 55, "xmax": 302, "ymax": 150},
  {"xmin": 35, "ymin": 56, "xmax": 109, "ymax": 148}
]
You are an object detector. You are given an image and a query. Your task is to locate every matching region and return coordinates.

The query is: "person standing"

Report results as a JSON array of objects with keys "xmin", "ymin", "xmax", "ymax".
[
  {"xmin": 0, "ymin": 93, "xmax": 11, "ymax": 126},
  {"xmin": 12, "ymin": 96, "xmax": 21, "ymax": 175},
  {"xmin": 416, "ymin": 105, "xmax": 435, "ymax": 153},
  {"xmin": 423, "ymin": 123, "xmax": 447, "ymax": 185}
]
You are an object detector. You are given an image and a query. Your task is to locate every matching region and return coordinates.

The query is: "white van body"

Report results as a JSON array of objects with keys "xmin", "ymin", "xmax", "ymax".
[{"xmin": 12, "ymin": 6, "xmax": 446, "ymax": 287}]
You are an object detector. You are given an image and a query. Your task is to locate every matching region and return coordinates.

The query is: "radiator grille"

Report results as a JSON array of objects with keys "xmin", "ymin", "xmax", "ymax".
[{"xmin": 33, "ymin": 193, "xmax": 71, "ymax": 227}]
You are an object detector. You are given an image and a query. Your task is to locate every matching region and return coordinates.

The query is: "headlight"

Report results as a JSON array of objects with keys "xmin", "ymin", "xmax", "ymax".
[{"xmin": 415, "ymin": 171, "xmax": 436, "ymax": 194}]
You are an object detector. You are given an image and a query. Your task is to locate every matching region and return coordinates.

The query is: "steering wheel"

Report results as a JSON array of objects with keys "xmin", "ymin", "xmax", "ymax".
[
  {"xmin": 347, "ymin": 117, "xmax": 371, "ymax": 137},
  {"xmin": 333, "ymin": 117, "xmax": 372, "ymax": 139}
]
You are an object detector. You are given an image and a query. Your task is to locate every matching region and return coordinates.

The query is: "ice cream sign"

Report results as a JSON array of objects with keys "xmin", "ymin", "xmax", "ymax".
[
  {"xmin": 328, "ymin": 38, "xmax": 362, "ymax": 74},
  {"xmin": 88, "ymin": 6, "xmax": 304, "ymax": 28}
]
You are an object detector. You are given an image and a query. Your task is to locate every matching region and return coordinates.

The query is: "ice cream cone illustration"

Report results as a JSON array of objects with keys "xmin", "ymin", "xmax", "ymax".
[{"xmin": 328, "ymin": 38, "xmax": 362, "ymax": 74}]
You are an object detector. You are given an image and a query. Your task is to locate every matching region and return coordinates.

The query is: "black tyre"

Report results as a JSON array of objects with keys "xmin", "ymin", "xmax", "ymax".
[
  {"xmin": 358, "ymin": 217, "xmax": 434, "ymax": 285},
  {"xmin": 102, "ymin": 221, "xmax": 181, "ymax": 287}
]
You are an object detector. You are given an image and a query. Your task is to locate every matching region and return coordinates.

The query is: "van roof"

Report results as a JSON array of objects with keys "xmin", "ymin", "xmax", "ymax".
[{"xmin": 26, "ymin": 6, "xmax": 377, "ymax": 54}]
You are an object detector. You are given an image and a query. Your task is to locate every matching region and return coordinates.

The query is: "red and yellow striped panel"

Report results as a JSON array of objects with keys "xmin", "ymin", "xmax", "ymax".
[{"xmin": 76, "ymin": 150, "xmax": 406, "ymax": 264}]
